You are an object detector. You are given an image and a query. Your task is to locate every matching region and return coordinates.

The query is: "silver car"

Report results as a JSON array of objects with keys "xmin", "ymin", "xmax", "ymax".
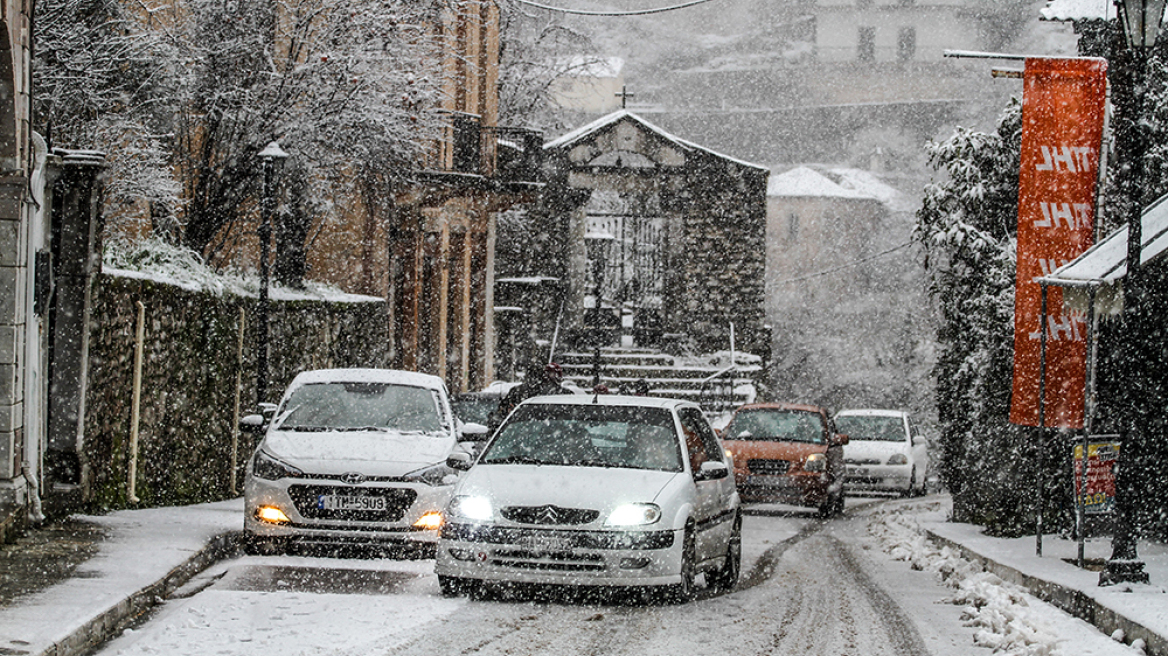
[
  {"xmin": 243, "ymin": 368, "xmax": 471, "ymax": 555},
  {"xmin": 435, "ymin": 395, "xmax": 741, "ymax": 602}
]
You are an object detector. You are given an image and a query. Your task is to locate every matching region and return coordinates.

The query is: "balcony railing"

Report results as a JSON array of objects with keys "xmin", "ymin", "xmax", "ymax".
[{"xmin": 430, "ymin": 112, "xmax": 542, "ymax": 184}]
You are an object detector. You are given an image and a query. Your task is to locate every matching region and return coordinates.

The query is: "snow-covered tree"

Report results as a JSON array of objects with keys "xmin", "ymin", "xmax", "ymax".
[
  {"xmin": 915, "ymin": 101, "xmax": 1040, "ymax": 534},
  {"xmin": 33, "ymin": 0, "xmax": 184, "ymax": 235}
]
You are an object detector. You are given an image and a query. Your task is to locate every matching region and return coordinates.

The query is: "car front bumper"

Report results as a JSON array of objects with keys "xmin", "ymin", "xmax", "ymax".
[
  {"xmin": 845, "ymin": 464, "xmax": 912, "ymax": 493},
  {"xmin": 243, "ymin": 475, "xmax": 451, "ymax": 546},
  {"xmin": 434, "ymin": 522, "xmax": 685, "ymax": 587},
  {"xmin": 734, "ymin": 470, "xmax": 833, "ymax": 506}
]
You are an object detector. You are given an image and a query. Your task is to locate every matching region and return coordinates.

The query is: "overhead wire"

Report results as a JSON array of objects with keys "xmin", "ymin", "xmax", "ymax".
[
  {"xmin": 511, "ymin": 0, "xmax": 718, "ymax": 16},
  {"xmin": 773, "ymin": 241, "xmax": 915, "ymax": 284}
]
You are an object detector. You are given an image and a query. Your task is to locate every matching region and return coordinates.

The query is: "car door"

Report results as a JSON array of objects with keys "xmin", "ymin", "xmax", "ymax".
[{"xmin": 678, "ymin": 407, "xmax": 735, "ymax": 564}]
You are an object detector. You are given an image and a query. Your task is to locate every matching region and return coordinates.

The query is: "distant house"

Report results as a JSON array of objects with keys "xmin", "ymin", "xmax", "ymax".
[
  {"xmin": 497, "ymin": 110, "xmax": 771, "ymax": 372},
  {"xmin": 549, "ymin": 56, "xmax": 627, "ymax": 114},
  {"xmin": 765, "ymin": 165, "xmax": 931, "ymax": 409}
]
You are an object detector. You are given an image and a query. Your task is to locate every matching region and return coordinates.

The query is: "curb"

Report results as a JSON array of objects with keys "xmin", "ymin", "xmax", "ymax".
[
  {"xmin": 925, "ymin": 529, "xmax": 1167, "ymax": 656},
  {"xmin": 35, "ymin": 532, "xmax": 240, "ymax": 656}
]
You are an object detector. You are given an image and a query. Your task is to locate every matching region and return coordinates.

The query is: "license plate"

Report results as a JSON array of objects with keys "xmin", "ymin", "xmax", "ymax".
[
  {"xmin": 516, "ymin": 534, "xmax": 572, "ymax": 552},
  {"xmin": 318, "ymin": 495, "xmax": 387, "ymax": 511},
  {"xmin": 747, "ymin": 475, "xmax": 792, "ymax": 487}
]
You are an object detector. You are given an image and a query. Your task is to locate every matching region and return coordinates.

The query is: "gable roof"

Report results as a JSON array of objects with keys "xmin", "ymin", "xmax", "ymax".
[{"xmin": 544, "ymin": 110, "xmax": 768, "ymax": 172}]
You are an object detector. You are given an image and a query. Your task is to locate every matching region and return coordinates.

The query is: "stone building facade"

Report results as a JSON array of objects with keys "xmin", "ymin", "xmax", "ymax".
[{"xmin": 499, "ymin": 111, "xmax": 770, "ymax": 371}]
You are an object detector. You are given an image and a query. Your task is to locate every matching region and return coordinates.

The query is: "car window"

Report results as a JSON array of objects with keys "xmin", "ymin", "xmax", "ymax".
[
  {"xmin": 835, "ymin": 415, "xmax": 907, "ymax": 442},
  {"xmin": 451, "ymin": 395, "xmax": 497, "ymax": 425},
  {"xmin": 678, "ymin": 407, "xmax": 723, "ymax": 471},
  {"xmin": 276, "ymin": 382, "xmax": 446, "ymax": 434},
  {"xmin": 480, "ymin": 404, "xmax": 683, "ymax": 471},
  {"xmin": 724, "ymin": 409, "xmax": 825, "ymax": 444}
]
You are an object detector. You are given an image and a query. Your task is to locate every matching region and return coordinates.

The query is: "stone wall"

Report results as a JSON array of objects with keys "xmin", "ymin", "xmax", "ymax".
[{"xmin": 81, "ymin": 274, "xmax": 389, "ymax": 510}]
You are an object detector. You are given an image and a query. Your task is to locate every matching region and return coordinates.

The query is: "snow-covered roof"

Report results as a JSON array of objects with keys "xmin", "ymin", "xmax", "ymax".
[
  {"xmin": 1043, "ymin": 193, "xmax": 1168, "ymax": 287},
  {"xmin": 553, "ymin": 56, "xmax": 625, "ymax": 78},
  {"xmin": 544, "ymin": 110, "xmax": 769, "ymax": 172},
  {"xmin": 768, "ymin": 166, "xmax": 872, "ymax": 199},
  {"xmin": 1041, "ymin": 193, "xmax": 1168, "ymax": 317},
  {"xmin": 1039, "ymin": 0, "xmax": 1115, "ymax": 21}
]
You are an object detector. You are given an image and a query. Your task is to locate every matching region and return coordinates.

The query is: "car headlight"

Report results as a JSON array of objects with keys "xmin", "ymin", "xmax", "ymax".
[
  {"xmin": 804, "ymin": 453, "xmax": 827, "ymax": 472},
  {"xmin": 403, "ymin": 462, "xmax": 459, "ymax": 487},
  {"xmin": 888, "ymin": 454, "xmax": 909, "ymax": 465},
  {"xmin": 447, "ymin": 495, "xmax": 493, "ymax": 522},
  {"xmin": 252, "ymin": 450, "xmax": 304, "ymax": 480},
  {"xmin": 605, "ymin": 503, "xmax": 662, "ymax": 527}
]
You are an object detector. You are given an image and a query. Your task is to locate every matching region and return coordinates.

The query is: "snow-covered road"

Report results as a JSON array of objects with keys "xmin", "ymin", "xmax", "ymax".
[{"xmin": 92, "ymin": 498, "xmax": 1143, "ymax": 656}]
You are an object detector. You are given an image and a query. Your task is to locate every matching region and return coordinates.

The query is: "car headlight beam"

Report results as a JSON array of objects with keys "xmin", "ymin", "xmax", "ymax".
[
  {"xmin": 447, "ymin": 495, "xmax": 494, "ymax": 522},
  {"xmin": 605, "ymin": 503, "xmax": 662, "ymax": 527},
  {"xmin": 804, "ymin": 452, "xmax": 827, "ymax": 472}
]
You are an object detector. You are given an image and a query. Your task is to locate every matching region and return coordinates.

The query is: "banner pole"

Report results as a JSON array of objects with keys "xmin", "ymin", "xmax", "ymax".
[{"xmin": 1037, "ymin": 282, "xmax": 1048, "ymax": 557}]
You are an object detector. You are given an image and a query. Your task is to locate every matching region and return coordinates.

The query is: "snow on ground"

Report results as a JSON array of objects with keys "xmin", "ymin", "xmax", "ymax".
[
  {"xmin": 866, "ymin": 499, "xmax": 1143, "ymax": 656},
  {"xmin": 99, "ymin": 556, "xmax": 460, "ymax": 656}
]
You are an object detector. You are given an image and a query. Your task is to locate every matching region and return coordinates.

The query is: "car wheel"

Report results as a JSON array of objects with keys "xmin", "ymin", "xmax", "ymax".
[
  {"xmin": 663, "ymin": 526, "xmax": 697, "ymax": 603},
  {"xmin": 901, "ymin": 468, "xmax": 917, "ymax": 497},
  {"xmin": 708, "ymin": 514, "xmax": 741, "ymax": 593},
  {"xmin": 439, "ymin": 575, "xmax": 471, "ymax": 598}
]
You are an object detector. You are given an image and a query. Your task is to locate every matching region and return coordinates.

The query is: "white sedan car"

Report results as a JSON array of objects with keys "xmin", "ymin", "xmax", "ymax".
[
  {"xmin": 435, "ymin": 395, "xmax": 741, "ymax": 602},
  {"xmin": 835, "ymin": 409, "xmax": 929, "ymax": 496},
  {"xmin": 243, "ymin": 368, "xmax": 477, "ymax": 555}
]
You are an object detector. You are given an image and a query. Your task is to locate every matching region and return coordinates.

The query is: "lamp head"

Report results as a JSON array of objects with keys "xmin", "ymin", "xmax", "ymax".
[{"xmin": 1117, "ymin": 0, "xmax": 1166, "ymax": 49}]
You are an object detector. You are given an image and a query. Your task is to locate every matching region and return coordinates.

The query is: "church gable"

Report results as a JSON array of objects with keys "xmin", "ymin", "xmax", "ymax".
[{"xmin": 565, "ymin": 119, "xmax": 689, "ymax": 169}]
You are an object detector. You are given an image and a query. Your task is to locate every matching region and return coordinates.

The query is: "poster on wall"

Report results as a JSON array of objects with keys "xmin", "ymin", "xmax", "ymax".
[{"xmin": 1010, "ymin": 57, "xmax": 1108, "ymax": 429}]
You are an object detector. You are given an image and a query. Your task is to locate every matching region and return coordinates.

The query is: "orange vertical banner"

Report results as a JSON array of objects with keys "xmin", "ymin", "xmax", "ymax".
[{"xmin": 1010, "ymin": 57, "xmax": 1108, "ymax": 428}]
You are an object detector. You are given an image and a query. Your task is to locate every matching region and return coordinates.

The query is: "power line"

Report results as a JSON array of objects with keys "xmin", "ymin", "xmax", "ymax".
[
  {"xmin": 512, "ymin": 0, "xmax": 718, "ymax": 16},
  {"xmin": 774, "ymin": 241, "xmax": 914, "ymax": 284}
]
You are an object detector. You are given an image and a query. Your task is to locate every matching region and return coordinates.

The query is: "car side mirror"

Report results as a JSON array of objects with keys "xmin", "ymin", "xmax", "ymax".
[
  {"xmin": 831, "ymin": 433, "xmax": 849, "ymax": 446},
  {"xmin": 695, "ymin": 460, "xmax": 729, "ymax": 481},
  {"xmin": 460, "ymin": 422, "xmax": 489, "ymax": 441},
  {"xmin": 446, "ymin": 451, "xmax": 473, "ymax": 471},
  {"xmin": 240, "ymin": 413, "xmax": 267, "ymax": 435}
]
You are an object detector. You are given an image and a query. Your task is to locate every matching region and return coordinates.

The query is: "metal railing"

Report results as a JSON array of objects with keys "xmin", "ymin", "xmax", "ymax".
[{"xmin": 698, "ymin": 366, "xmax": 740, "ymax": 415}]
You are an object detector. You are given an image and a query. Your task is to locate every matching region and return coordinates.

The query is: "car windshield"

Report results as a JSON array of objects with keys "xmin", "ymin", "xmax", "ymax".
[
  {"xmin": 275, "ymin": 382, "xmax": 447, "ymax": 434},
  {"xmin": 724, "ymin": 409, "xmax": 825, "ymax": 444},
  {"xmin": 480, "ymin": 404, "xmax": 683, "ymax": 471},
  {"xmin": 451, "ymin": 395, "xmax": 497, "ymax": 426},
  {"xmin": 835, "ymin": 415, "xmax": 906, "ymax": 442}
]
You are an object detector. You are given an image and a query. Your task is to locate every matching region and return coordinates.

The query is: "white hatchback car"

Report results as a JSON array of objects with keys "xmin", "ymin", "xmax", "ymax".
[
  {"xmin": 435, "ymin": 395, "xmax": 741, "ymax": 602},
  {"xmin": 834, "ymin": 409, "xmax": 929, "ymax": 496},
  {"xmin": 243, "ymin": 368, "xmax": 476, "ymax": 555}
]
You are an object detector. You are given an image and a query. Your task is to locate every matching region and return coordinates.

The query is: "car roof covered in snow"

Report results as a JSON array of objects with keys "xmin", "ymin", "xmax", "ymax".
[
  {"xmin": 517, "ymin": 394, "xmax": 697, "ymax": 411},
  {"xmin": 834, "ymin": 408, "xmax": 909, "ymax": 418},
  {"xmin": 285, "ymin": 368, "xmax": 446, "ymax": 393}
]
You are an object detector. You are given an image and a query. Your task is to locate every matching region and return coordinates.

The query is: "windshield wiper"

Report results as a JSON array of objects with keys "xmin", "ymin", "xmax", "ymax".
[
  {"xmin": 282, "ymin": 425, "xmax": 330, "ymax": 432},
  {"xmin": 483, "ymin": 455, "xmax": 548, "ymax": 465}
]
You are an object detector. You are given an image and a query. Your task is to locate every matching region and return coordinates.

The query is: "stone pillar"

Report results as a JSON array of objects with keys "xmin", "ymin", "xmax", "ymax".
[
  {"xmin": 44, "ymin": 150, "xmax": 105, "ymax": 509},
  {"xmin": 0, "ymin": 174, "xmax": 27, "ymax": 511}
]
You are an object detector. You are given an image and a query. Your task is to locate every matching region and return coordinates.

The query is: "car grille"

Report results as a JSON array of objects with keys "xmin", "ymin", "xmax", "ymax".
[
  {"xmin": 288, "ymin": 485, "xmax": 417, "ymax": 522},
  {"xmin": 747, "ymin": 459, "xmax": 790, "ymax": 475},
  {"xmin": 442, "ymin": 523, "xmax": 674, "ymax": 551},
  {"xmin": 501, "ymin": 505, "xmax": 600, "ymax": 526},
  {"xmin": 491, "ymin": 549, "xmax": 606, "ymax": 572},
  {"xmin": 845, "ymin": 458, "xmax": 882, "ymax": 466}
]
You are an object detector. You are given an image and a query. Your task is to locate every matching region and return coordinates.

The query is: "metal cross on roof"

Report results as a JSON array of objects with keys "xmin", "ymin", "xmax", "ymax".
[{"xmin": 615, "ymin": 85, "xmax": 635, "ymax": 108}]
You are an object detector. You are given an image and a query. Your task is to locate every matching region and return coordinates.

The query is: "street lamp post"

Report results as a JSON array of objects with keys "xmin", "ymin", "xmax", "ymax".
[
  {"xmin": 256, "ymin": 141, "xmax": 289, "ymax": 407},
  {"xmin": 1100, "ymin": 0, "xmax": 1163, "ymax": 586},
  {"xmin": 584, "ymin": 228, "xmax": 615, "ymax": 390}
]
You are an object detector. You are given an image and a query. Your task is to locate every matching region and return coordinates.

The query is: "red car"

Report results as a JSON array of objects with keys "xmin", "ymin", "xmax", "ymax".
[{"xmin": 719, "ymin": 403, "xmax": 848, "ymax": 517}]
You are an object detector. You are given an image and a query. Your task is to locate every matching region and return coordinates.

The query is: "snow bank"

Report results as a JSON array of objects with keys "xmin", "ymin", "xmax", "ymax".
[{"xmin": 868, "ymin": 501, "xmax": 1133, "ymax": 656}]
